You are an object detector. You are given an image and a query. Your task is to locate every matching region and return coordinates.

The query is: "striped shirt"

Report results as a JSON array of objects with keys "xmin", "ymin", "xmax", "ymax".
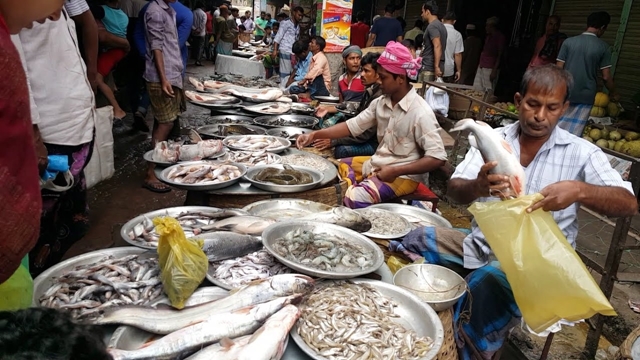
[
  {"xmin": 452, "ymin": 123, "xmax": 634, "ymax": 269},
  {"xmin": 143, "ymin": 0, "xmax": 183, "ymax": 89},
  {"xmin": 273, "ymin": 19, "xmax": 299, "ymax": 54},
  {"xmin": 64, "ymin": 0, "xmax": 89, "ymax": 17},
  {"xmin": 339, "ymin": 72, "xmax": 365, "ymax": 102}
]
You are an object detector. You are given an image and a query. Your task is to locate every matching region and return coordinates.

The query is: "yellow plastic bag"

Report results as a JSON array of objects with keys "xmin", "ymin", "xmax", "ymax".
[
  {"xmin": 468, "ymin": 194, "xmax": 615, "ymax": 333},
  {"xmin": 155, "ymin": 217, "xmax": 208, "ymax": 309},
  {"xmin": 387, "ymin": 256, "xmax": 426, "ymax": 275}
]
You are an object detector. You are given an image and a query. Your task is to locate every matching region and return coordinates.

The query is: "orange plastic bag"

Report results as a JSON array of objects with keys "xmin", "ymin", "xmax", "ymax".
[
  {"xmin": 468, "ymin": 194, "xmax": 615, "ymax": 333},
  {"xmin": 155, "ymin": 217, "xmax": 208, "ymax": 309}
]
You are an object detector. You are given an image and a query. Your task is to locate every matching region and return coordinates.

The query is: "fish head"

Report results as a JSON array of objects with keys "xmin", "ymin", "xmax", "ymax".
[{"xmin": 274, "ymin": 274, "xmax": 315, "ymax": 294}]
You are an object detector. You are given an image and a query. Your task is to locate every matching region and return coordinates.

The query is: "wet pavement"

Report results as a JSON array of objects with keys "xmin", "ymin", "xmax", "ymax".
[{"xmin": 66, "ymin": 62, "xmax": 640, "ymax": 359}]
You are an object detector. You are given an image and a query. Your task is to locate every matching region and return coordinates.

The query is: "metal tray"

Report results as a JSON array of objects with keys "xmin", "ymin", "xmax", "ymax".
[
  {"xmin": 243, "ymin": 102, "xmax": 292, "ymax": 115},
  {"xmin": 290, "ymin": 279, "xmax": 444, "ymax": 360},
  {"xmin": 244, "ymin": 165, "xmax": 324, "ymax": 193},
  {"xmin": 290, "ymin": 103, "xmax": 316, "ymax": 115},
  {"xmin": 143, "ymin": 148, "xmax": 227, "ymax": 167},
  {"xmin": 368, "ymin": 203, "xmax": 453, "ymax": 229},
  {"xmin": 220, "ymin": 150, "xmax": 282, "ymax": 168},
  {"xmin": 231, "ymin": 93, "xmax": 278, "ymax": 104},
  {"xmin": 32, "ymin": 247, "xmax": 149, "ymax": 306},
  {"xmin": 197, "ymin": 115, "xmax": 255, "ymax": 125},
  {"xmin": 188, "ymin": 97, "xmax": 243, "ymax": 109},
  {"xmin": 120, "ymin": 206, "xmax": 224, "ymax": 249},
  {"xmin": 253, "ymin": 115, "xmax": 319, "ymax": 129},
  {"xmin": 262, "ymin": 221, "xmax": 384, "ymax": 279},
  {"xmin": 314, "ymin": 95, "xmax": 339, "ymax": 103},
  {"xmin": 159, "ymin": 161, "xmax": 247, "ymax": 191},
  {"xmin": 355, "ymin": 208, "xmax": 412, "ymax": 239},
  {"xmin": 242, "ymin": 199, "xmax": 333, "ymax": 220},
  {"xmin": 266, "ymin": 127, "xmax": 313, "ymax": 142},
  {"xmin": 223, "ymin": 135, "xmax": 291, "ymax": 154},
  {"xmin": 197, "ymin": 124, "xmax": 267, "ymax": 139}
]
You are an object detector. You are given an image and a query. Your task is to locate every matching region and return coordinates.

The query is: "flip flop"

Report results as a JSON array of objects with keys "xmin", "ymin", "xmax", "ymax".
[{"xmin": 142, "ymin": 181, "xmax": 171, "ymax": 193}]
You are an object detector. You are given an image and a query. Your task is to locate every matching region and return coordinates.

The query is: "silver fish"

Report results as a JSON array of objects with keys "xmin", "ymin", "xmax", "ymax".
[
  {"xmin": 92, "ymin": 274, "xmax": 314, "ymax": 334},
  {"xmin": 235, "ymin": 304, "xmax": 301, "ymax": 360},
  {"xmin": 200, "ymin": 232, "xmax": 264, "ymax": 262},
  {"xmin": 297, "ymin": 207, "xmax": 372, "ymax": 233},
  {"xmin": 185, "ymin": 336, "xmax": 253, "ymax": 360},
  {"xmin": 108, "ymin": 296, "xmax": 296, "ymax": 360},
  {"xmin": 193, "ymin": 216, "xmax": 276, "ymax": 236},
  {"xmin": 210, "ymin": 250, "xmax": 291, "ymax": 289}
]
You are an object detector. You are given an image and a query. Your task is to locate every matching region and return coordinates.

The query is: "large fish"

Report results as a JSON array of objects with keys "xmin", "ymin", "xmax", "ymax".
[
  {"xmin": 193, "ymin": 216, "xmax": 276, "ymax": 236},
  {"xmin": 184, "ymin": 336, "xmax": 252, "ymax": 360},
  {"xmin": 199, "ymin": 232, "xmax": 264, "ymax": 262},
  {"xmin": 236, "ymin": 304, "xmax": 301, "ymax": 360},
  {"xmin": 91, "ymin": 274, "xmax": 314, "ymax": 334},
  {"xmin": 297, "ymin": 207, "xmax": 372, "ymax": 233},
  {"xmin": 450, "ymin": 119, "xmax": 526, "ymax": 198},
  {"xmin": 107, "ymin": 297, "xmax": 294, "ymax": 360}
]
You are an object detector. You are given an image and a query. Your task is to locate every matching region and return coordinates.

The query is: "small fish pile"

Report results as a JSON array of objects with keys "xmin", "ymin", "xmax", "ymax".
[
  {"xmin": 39, "ymin": 255, "xmax": 161, "ymax": 318},
  {"xmin": 102, "ymin": 274, "xmax": 314, "ymax": 360},
  {"xmin": 210, "ymin": 250, "xmax": 292, "ymax": 288},
  {"xmin": 297, "ymin": 207, "xmax": 372, "ymax": 233},
  {"xmin": 166, "ymin": 162, "xmax": 243, "ymax": 185},
  {"xmin": 151, "ymin": 139, "xmax": 224, "ymax": 163},
  {"xmin": 253, "ymin": 165, "xmax": 314, "ymax": 185},
  {"xmin": 272, "ymin": 228, "xmax": 375, "ymax": 272},
  {"xmin": 297, "ymin": 282, "xmax": 434, "ymax": 359},
  {"xmin": 357, "ymin": 208, "xmax": 410, "ymax": 236},
  {"xmin": 281, "ymin": 154, "xmax": 332, "ymax": 171},
  {"xmin": 244, "ymin": 102, "xmax": 292, "ymax": 115},
  {"xmin": 127, "ymin": 209, "xmax": 248, "ymax": 247},
  {"xmin": 185, "ymin": 90, "xmax": 237, "ymax": 104},
  {"xmin": 225, "ymin": 150, "xmax": 281, "ymax": 167},
  {"xmin": 256, "ymin": 117, "xmax": 314, "ymax": 127},
  {"xmin": 224, "ymin": 135, "xmax": 286, "ymax": 151},
  {"xmin": 271, "ymin": 130, "xmax": 305, "ymax": 141}
]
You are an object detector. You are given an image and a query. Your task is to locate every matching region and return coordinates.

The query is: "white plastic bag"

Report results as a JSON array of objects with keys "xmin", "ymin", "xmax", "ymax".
[
  {"xmin": 85, "ymin": 106, "xmax": 115, "ymax": 189},
  {"xmin": 425, "ymin": 78, "xmax": 449, "ymax": 117}
]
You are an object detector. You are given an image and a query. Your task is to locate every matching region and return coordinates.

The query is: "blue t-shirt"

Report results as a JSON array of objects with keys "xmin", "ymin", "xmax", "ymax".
[
  {"xmin": 294, "ymin": 52, "xmax": 313, "ymax": 82},
  {"xmin": 102, "ymin": 5, "xmax": 128, "ymax": 38},
  {"xmin": 370, "ymin": 17, "xmax": 403, "ymax": 47},
  {"xmin": 557, "ymin": 33, "xmax": 612, "ymax": 105}
]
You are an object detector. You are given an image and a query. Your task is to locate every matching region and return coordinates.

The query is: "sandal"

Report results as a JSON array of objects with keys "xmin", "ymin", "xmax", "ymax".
[{"xmin": 142, "ymin": 181, "xmax": 171, "ymax": 193}]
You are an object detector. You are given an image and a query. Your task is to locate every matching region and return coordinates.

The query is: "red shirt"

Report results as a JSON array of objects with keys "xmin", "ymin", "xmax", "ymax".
[
  {"xmin": 0, "ymin": 15, "xmax": 43, "ymax": 283},
  {"xmin": 339, "ymin": 72, "xmax": 365, "ymax": 102},
  {"xmin": 350, "ymin": 22, "xmax": 370, "ymax": 48},
  {"xmin": 206, "ymin": 12, "xmax": 214, "ymax": 34}
]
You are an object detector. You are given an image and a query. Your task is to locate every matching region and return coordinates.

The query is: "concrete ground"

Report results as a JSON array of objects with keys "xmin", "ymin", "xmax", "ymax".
[{"xmin": 67, "ymin": 62, "xmax": 640, "ymax": 359}]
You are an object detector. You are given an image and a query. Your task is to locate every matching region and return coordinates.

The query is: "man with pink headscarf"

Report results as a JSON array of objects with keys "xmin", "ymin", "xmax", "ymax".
[{"xmin": 297, "ymin": 42, "xmax": 447, "ymax": 208}]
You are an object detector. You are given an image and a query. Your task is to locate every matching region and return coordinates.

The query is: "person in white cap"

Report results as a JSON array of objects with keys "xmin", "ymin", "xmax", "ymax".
[{"xmin": 460, "ymin": 23, "xmax": 483, "ymax": 85}]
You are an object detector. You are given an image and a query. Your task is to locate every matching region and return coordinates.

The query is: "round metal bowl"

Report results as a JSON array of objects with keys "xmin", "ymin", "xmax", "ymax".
[
  {"xmin": 290, "ymin": 279, "xmax": 444, "ymax": 360},
  {"xmin": 253, "ymin": 115, "xmax": 319, "ymax": 129},
  {"xmin": 355, "ymin": 208, "xmax": 413, "ymax": 239},
  {"xmin": 120, "ymin": 206, "xmax": 225, "ymax": 249},
  {"xmin": 393, "ymin": 264, "xmax": 467, "ymax": 312},
  {"xmin": 197, "ymin": 123, "xmax": 268, "ymax": 139},
  {"xmin": 242, "ymin": 198, "xmax": 333, "ymax": 220},
  {"xmin": 244, "ymin": 164, "xmax": 324, "ymax": 193},
  {"xmin": 159, "ymin": 161, "xmax": 247, "ymax": 191},
  {"xmin": 369, "ymin": 203, "xmax": 453, "ymax": 228},
  {"xmin": 33, "ymin": 247, "xmax": 148, "ymax": 307},
  {"xmin": 290, "ymin": 103, "xmax": 315, "ymax": 115},
  {"xmin": 266, "ymin": 127, "xmax": 313, "ymax": 141},
  {"xmin": 220, "ymin": 150, "xmax": 282, "ymax": 168},
  {"xmin": 199, "ymin": 115, "xmax": 255, "ymax": 125},
  {"xmin": 261, "ymin": 221, "xmax": 385, "ymax": 279},
  {"xmin": 142, "ymin": 150, "xmax": 174, "ymax": 167},
  {"xmin": 222, "ymin": 135, "xmax": 291, "ymax": 154},
  {"xmin": 314, "ymin": 95, "xmax": 340, "ymax": 103}
]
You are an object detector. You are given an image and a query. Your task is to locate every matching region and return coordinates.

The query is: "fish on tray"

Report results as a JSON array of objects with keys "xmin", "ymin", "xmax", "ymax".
[
  {"xmin": 210, "ymin": 250, "xmax": 292, "ymax": 288},
  {"xmin": 253, "ymin": 164, "xmax": 313, "ymax": 185},
  {"xmin": 297, "ymin": 206, "xmax": 372, "ymax": 233},
  {"xmin": 216, "ymin": 124, "xmax": 261, "ymax": 137},
  {"xmin": 39, "ymin": 255, "xmax": 162, "ymax": 319},
  {"xmin": 225, "ymin": 136, "xmax": 286, "ymax": 151},
  {"xmin": 223, "ymin": 87, "xmax": 283, "ymax": 101},
  {"xmin": 272, "ymin": 228, "xmax": 376, "ymax": 272},
  {"xmin": 450, "ymin": 118, "xmax": 525, "ymax": 198},
  {"xmin": 201, "ymin": 232, "xmax": 263, "ymax": 262},
  {"xmin": 188, "ymin": 77, "xmax": 226, "ymax": 91},
  {"xmin": 226, "ymin": 150, "xmax": 280, "ymax": 167},
  {"xmin": 185, "ymin": 90, "xmax": 237, "ymax": 104},
  {"xmin": 152, "ymin": 131, "xmax": 224, "ymax": 163},
  {"xmin": 166, "ymin": 163, "xmax": 243, "ymax": 185},
  {"xmin": 244, "ymin": 102, "xmax": 291, "ymax": 114},
  {"xmin": 192, "ymin": 215, "xmax": 276, "ymax": 236}
]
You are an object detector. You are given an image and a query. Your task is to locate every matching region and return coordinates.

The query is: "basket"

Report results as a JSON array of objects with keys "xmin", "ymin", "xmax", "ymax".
[
  {"xmin": 208, "ymin": 179, "xmax": 349, "ymax": 208},
  {"xmin": 617, "ymin": 324, "xmax": 640, "ymax": 359},
  {"xmin": 436, "ymin": 308, "xmax": 458, "ymax": 360},
  {"xmin": 448, "ymin": 94, "xmax": 481, "ymax": 120}
]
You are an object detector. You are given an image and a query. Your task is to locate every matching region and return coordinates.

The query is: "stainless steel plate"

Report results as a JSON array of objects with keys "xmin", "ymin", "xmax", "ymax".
[
  {"xmin": 32, "ymin": 247, "xmax": 148, "ymax": 306},
  {"xmin": 254, "ymin": 115, "xmax": 319, "ymax": 129},
  {"xmin": 290, "ymin": 103, "xmax": 316, "ymax": 115},
  {"xmin": 242, "ymin": 199, "xmax": 333, "ymax": 220},
  {"xmin": 197, "ymin": 124, "xmax": 267, "ymax": 139},
  {"xmin": 355, "ymin": 208, "xmax": 412, "ymax": 239},
  {"xmin": 120, "ymin": 206, "xmax": 224, "ymax": 249},
  {"xmin": 368, "ymin": 203, "xmax": 453, "ymax": 229},
  {"xmin": 243, "ymin": 102, "xmax": 292, "ymax": 115},
  {"xmin": 314, "ymin": 95, "xmax": 340, "ymax": 103},
  {"xmin": 223, "ymin": 135, "xmax": 291, "ymax": 154},
  {"xmin": 290, "ymin": 279, "xmax": 444, "ymax": 360},
  {"xmin": 143, "ymin": 148, "xmax": 227, "ymax": 167},
  {"xmin": 198, "ymin": 115, "xmax": 255, "ymax": 125},
  {"xmin": 188, "ymin": 97, "xmax": 243, "ymax": 109},
  {"xmin": 219, "ymin": 150, "xmax": 282, "ymax": 168},
  {"xmin": 244, "ymin": 165, "xmax": 324, "ymax": 193},
  {"xmin": 262, "ymin": 221, "xmax": 385, "ymax": 279},
  {"xmin": 159, "ymin": 161, "xmax": 247, "ymax": 191}
]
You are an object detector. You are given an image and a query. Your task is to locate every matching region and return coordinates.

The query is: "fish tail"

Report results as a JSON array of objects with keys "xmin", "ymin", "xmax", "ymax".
[{"xmin": 450, "ymin": 118, "xmax": 476, "ymax": 132}]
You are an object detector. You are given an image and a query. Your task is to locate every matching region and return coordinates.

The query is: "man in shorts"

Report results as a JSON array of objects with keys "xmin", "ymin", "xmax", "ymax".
[{"xmin": 143, "ymin": 0, "xmax": 185, "ymax": 192}]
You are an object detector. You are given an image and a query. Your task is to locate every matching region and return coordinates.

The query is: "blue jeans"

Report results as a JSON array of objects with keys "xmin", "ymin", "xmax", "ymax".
[{"xmin": 288, "ymin": 76, "xmax": 330, "ymax": 98}]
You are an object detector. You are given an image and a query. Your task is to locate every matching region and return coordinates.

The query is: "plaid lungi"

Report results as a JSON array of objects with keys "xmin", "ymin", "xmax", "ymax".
[
  {"xmin": 146, "ymin": 82, "xmax": 186, "ymax": 124},
  {"xmin": 558, "ymin": 103, "xmax": 591, "ymax": 136}
]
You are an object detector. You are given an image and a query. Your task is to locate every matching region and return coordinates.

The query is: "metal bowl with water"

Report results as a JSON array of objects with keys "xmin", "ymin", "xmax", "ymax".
[
  {"xmin": 393, "ymin": 264, "xmax": 467, "ymax": 311},
  {"xmin": 244, "ymin": 164, "xmax": 324, "ymax": 193}
]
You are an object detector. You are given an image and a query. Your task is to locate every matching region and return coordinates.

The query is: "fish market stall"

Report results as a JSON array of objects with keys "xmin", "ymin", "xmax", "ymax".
[{"xmin": 215, "ymin": 54, "xmax": 265, "ymax": 78}]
